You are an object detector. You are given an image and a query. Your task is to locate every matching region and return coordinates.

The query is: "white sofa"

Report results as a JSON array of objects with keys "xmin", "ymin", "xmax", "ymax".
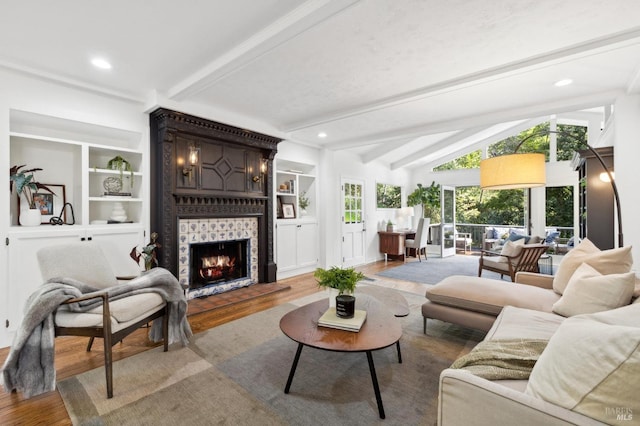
[{"xmin": 433, "ymin": 239, "xmax": 640, "ymax": 425}]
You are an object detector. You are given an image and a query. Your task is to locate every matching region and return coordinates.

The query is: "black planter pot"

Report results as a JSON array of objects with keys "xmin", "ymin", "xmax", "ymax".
[{"xmin": 335, "ymin": 294, "xmax": 356, "ymax": 318}]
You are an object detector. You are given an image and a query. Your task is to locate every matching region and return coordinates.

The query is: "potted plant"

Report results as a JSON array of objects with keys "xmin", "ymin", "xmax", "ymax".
[
  {"xmin": 314, "ymin": 266, "xmax": 365, "ymax": 318},
  {"xmin": 407, "ymin": 181, "xmax": 441, "ymax": 222},
  {"xmin": 299, "ymin": 191, "xmax": 310, "ymax": 215},
  {"xmin": 106, "ymin": 155, "xmax": 134, "ymax": 189},
  {"xmin": 10, "ymin": 165, "xmax": 54, "ymax": 226},
  {"xmin": 130, "ymin": 232, "xmax": 161, "ymax": 271},
  {"xmin": 386, "ymin": 219, "xmax": 395, "ymax": 232}
]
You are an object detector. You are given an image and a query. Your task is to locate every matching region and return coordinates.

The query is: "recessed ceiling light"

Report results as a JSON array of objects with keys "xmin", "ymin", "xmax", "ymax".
[
  {"xmin": 554, "ymin": 78, "xmax": 573, "ymax": 87},
  {"xmin": 317, "ymin": 132, "xmax": 327, "ymax": 138},
  {"xmin": 91, "ymin": 58, "xmax": 112, "ymax": 70}
]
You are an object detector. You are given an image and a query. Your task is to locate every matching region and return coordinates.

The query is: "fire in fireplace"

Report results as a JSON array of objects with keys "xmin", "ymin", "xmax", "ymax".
[{"xmin": 190, "ymin": 240, "xmax": 248, "ymax": 289}]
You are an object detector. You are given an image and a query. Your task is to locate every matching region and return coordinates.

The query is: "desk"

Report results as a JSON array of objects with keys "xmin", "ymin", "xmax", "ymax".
[{"xmin": 378, "ymin": 230, "xmax": 415, "ymax": 261}]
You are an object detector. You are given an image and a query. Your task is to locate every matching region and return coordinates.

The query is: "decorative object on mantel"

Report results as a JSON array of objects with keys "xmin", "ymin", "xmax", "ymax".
[
  {"xmin": 314, "ymin": 266, "xmax": 365, "ymax": 318},
  {"xmin": 10, "ymin": 164, "xmax": 55, "ymax": 227},
  {"xmin": 106, "ymin": 155, "xmax": 134, "ymax": 190},
  {"xmin": 130, "ymin": 232, "xmax": 161, "ymax": 271}
]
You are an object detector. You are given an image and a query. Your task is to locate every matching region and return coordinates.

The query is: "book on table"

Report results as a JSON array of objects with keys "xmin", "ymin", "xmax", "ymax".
[{"xmin": 318, "ymin": 308, "xmax": 367, "ymax": 332}]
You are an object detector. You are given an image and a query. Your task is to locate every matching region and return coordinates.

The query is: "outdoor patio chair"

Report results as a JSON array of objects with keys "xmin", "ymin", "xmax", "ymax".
[{"xmin": 478, "ymin": 243, "xmax": 549, "ymax": 281}]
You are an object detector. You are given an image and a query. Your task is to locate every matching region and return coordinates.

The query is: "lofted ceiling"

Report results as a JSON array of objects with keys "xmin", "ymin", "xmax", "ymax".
[{"xmin": 2, "ymin": 0, "xmax": 640, "ymax": 170}]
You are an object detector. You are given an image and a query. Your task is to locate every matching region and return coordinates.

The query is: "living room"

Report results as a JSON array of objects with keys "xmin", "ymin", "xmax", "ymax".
[{"xmin": 1, "ymin": 1, "xmax": 640, "ymax": 424}]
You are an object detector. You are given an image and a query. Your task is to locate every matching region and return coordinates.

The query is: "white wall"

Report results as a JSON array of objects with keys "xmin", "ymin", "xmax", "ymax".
[
  {"xmin": 613, "ymin": 94, "xmax": 640, "ymax": 271},
  {"xmin": 276, "ymin": 143, "xmax": 412, "ymax": 268},
  {"xmin": 331, "ymin": 151, "xmax": 411, "ymax": 266}
]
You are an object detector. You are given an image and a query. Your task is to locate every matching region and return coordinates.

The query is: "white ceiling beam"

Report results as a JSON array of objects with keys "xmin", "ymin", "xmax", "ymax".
[
  {"xmin": 282, "ymin": 26, "xmax": 640, "ymax": 133},
  {"xmin": 321, "ymin": 89, "xmax": 622, "ymax": 151},
  {"xmin": 360, "ymin": 137, "xmax": 415, "ymax": 164},
  {"xmin": 166, "ymin": 0, "xmax": 360, "ymax": 100},
  {"xmin": 625, "ymin": 62, "xmax": 640, "ymax": 94},
  {"xmin": 390, "ymin": 127, "xmax": 490, "ymax": 170},
  {"xmin": 410, "ymin": 117, "xmax": 549, "ymax": 170}
]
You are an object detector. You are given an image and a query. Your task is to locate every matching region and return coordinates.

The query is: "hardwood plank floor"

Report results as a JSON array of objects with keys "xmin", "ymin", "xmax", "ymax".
[{"xmin": 0, "ymin": 259, "xmax": 423, "ymax": 425}]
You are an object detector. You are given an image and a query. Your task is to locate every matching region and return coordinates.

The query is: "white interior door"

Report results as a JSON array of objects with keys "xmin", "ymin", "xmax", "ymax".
[
  {"xmin": 441, "ymin": 186, "xmax": 456, "ymax": 258},
  {"xmin": 341, "ymin": 179, "xmax": 366, "ymax": 267}
]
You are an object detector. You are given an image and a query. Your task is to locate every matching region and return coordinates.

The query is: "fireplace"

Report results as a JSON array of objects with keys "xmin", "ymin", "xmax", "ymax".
[
  {"xmin": 178, "ymin": 217, "xmax": 258, "ymax": 298},
  {"xmin": 191, "ymin": 240, "xmax": 247, "ymax": 287},
  {"xmin": 150, "ymin": 108, "xmax": 282, "ymax": 294}
]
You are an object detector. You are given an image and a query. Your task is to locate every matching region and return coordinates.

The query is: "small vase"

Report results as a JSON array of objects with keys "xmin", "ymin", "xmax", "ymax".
[
  {"xmin": 336, "ymin": 294, "xmax": 356, "ymax": 319},
  {"xmin": 19, "ymin": 208, "xmax": 41, "ymax": 226}
]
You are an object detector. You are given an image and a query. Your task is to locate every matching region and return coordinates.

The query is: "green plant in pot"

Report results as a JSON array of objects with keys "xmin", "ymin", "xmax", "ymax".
[
  {"xmin": 407, "ymin": 181, "xmax": 441, "ymax": 222},
  {"xmin": 314, "ymin": 266, "xmax": 365, "ymax": 318},
  {"xmin": 10, "ymin": 165, "xmax": 54, "ymax": 226},
  {"xmin": 106, "ymin": 155, "xmax": 134, "ymax": 190}
]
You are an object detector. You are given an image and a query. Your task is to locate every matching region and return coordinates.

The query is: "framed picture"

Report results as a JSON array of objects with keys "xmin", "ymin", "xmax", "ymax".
[
  {"xmin": 282, "ymin": 203, "xmax": 296, "ymax": 219},
  {"xmin": 33, "ymin": 184, "xmax": 66, "ymax": 224}
]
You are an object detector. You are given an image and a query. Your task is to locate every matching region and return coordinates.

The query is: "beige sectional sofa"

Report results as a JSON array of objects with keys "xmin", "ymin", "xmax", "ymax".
[{"xmin": 423, "ymin": 239, "xmax": 640, "ymax": 426}]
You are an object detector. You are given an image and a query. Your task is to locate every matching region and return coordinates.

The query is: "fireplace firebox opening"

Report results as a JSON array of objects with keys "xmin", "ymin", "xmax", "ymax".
[{"xmin": 190, "ymin": 240, "xmax": 248, "ymax": 289}]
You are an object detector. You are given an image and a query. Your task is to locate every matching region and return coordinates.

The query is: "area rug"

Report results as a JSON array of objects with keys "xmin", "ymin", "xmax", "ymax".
[
  {"xmin": 376, "ymin": 255, "xmax": 511, "ymax": 284},
  {"xmin": 57, "ymin": 287, "xmax": 484, "ymax": 425}
]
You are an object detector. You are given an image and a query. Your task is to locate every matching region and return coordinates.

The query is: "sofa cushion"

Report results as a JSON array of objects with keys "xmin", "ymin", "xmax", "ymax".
[
  {"xmin": 485, "ymin": 306, "xmax": 564, "ymax": 341},
  {"xmin": 525, "ymin": 303, "xmax": 640, "ymax": 424},
  {"xmin": 425, "ymin": 276, "xmax": 561, "ymax": 316},
  {"xmin": 552, "ymin": 238, "xmax": 633, "ymax": 295},
  {"xmin": 552, "ymin": 263, "xmax": 635, "ymax": 317}
]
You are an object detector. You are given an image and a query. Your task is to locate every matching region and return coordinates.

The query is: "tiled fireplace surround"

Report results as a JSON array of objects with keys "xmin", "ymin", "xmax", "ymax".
[{"xmin": 178, "ymin": 217, "xmax": 258, "ymax": 299}]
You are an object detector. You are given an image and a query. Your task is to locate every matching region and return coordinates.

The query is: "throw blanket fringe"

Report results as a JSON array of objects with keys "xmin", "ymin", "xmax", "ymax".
[
  {"xmin": 450, "ymin": 338, "xmax": 548, "ymax": 380},
  {"xmin": 1, "ymin": 268, "xmax": 192, "ymax": 399}
]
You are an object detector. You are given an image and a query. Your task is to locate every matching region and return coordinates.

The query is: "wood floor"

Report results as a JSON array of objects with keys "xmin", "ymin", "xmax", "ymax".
[{"xmin": 0, "ymin": 259, "xmax": 424, "ymax": 425}]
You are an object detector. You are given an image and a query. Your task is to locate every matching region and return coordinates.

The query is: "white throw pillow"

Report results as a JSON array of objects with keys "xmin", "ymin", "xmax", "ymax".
[
  {"xmin": 552, "ymin": 263, "xmax": 635, "ymax": 317},
  {"xmin": 526, "ymin": 304, "xmax": 640, "ymax": 424},
  {"xmin": 553, "ymin": 238, "xmax": 633, "ymax": 295},
  {"xmin": 500, "ymin": 238, "xmax": 525, "ymax": 257}
]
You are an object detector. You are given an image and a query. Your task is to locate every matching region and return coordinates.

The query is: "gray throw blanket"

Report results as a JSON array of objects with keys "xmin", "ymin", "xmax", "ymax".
[
  {"xmin": 450, "ymin": 338, "xmax": 548, "ymax": 380},
  {"xmin": 1, "ymin": 268, "xmax": 192, "ymax": 398}
]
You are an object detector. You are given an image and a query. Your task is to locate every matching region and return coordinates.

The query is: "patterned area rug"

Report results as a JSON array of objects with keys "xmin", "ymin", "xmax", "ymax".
[
  {"xmin": 376, "ymin": 255, "xmax": 511, "ymax": 284},
  {"xmin": 57, "ymin": 285, "xmax": 484, "ymax": 425}
]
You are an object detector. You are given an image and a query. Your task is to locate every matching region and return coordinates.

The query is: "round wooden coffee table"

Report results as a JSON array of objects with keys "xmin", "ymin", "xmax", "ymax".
[{"xmin": 279, "ymin": 295, "xmax": 402, "ymax": 419}]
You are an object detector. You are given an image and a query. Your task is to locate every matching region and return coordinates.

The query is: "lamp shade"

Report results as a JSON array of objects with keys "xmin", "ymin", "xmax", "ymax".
[{"xmin": 480, "ymin": 153, "xmax": 546, "ymax": 190}]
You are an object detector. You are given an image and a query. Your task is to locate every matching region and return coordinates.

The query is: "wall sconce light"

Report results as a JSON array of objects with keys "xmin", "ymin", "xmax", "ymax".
[
  {"xmin": 182, "ymin": 144, "xmax": 199, "ymax": 183},
  {"xmin": 252, "ymin": 158, "xmax": 268, "ymax": 182}
]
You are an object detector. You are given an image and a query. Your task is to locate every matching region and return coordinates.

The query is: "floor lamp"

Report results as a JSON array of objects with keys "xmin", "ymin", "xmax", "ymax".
[{"xmin": 479, "ymin": 130, "xmax": 623, "ymax": 247}]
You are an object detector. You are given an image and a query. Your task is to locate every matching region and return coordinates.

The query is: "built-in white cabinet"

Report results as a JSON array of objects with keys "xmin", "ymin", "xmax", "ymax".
[
  {"xmin": 276, "ymin": 221, "xmax": 318, "ymax": 277},
  {"xmin": 2, "ymin": 110, "xmax": 148, "ymax": 347},
  {"xmin": 275, "ymin": 159, "xmax": 319, "ymax": 279},
  {"xmin": 5, "ymin": 226, "xmax": 144, "ymax": 332}
]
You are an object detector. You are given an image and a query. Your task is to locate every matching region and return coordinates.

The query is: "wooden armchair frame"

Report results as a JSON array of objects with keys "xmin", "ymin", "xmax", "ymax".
[
  {"xmin": 54, "ymin": 291, "xmax": 169, "ymax": 398},
  {"xmin": 478, "ymin": 244, "xmax": 549, "ymax": 282}
]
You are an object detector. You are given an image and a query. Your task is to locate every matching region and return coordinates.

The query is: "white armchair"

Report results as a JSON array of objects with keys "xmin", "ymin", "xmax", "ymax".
[{"xmin": 36, "ymin": 242, "xmax": 169, "ymax": 398}]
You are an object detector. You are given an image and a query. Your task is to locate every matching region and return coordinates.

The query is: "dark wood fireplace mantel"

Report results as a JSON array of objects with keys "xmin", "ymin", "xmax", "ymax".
[{"xmin": 150, "ymin": 108, "xmax": 282, "ymax": 283}]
